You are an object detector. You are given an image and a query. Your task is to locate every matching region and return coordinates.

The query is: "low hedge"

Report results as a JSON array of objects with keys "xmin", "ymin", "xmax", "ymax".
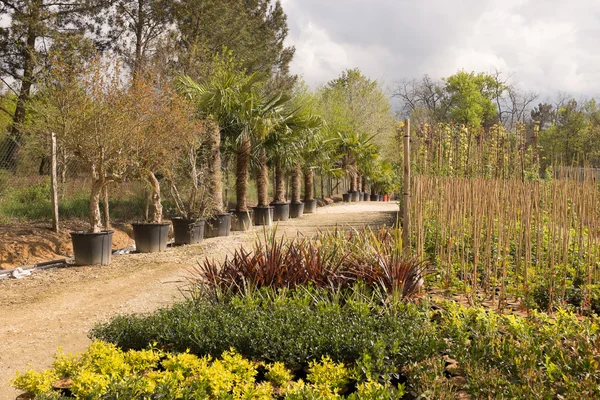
[{"xmin": 91, "ymin": 288, "xmax": 442, "ymax": 377}]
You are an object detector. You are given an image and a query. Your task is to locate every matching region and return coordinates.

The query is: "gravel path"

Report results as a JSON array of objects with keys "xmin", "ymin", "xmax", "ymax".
[{"xmin": 0, "ymin": 202, "xmax": 398, "ymax": 399}]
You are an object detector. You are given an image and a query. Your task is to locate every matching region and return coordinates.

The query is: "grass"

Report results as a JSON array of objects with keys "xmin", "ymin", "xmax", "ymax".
[{"xmin": 0, "ymin": 178, "xmax": 148, "ymax": 222}]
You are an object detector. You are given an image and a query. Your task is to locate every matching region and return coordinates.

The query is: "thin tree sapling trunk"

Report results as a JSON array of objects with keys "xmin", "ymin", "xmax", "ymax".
[
  {"xmin": 235, "ymin": 136, "xmax": 251, "ymax": 211},
  {"xmin": 292, "ymin": 164, "xmax": 302, "ymax": 204},
  {"xmin": 256, "ymin": 148, "xmax": 270, "ymax": 207}
]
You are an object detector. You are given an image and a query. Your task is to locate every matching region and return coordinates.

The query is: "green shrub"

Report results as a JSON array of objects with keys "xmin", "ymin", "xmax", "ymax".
[
  {"xmin": 91, "ymin": 288, "xmax": 442, "ymax": 377},
  {"xmin": 91, "ymin": 286, "xmax": 600, "ymax": 399}
]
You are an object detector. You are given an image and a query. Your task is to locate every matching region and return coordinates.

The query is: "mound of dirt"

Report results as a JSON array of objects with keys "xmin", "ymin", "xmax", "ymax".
[{"xmin": 0, "ymin": 222, "xmax": 133, "ymax": 269}]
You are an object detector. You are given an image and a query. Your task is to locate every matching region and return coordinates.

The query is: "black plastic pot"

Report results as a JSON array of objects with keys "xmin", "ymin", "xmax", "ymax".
[
  {"xmin": 71, "ymin": 230, "xmax": 114, "ymax": 266},
  {"xmin": 357, "ymin": 191, "xmax": 363, "ymax": 202},
  {"xmin": 342, "ymin": 193, "xmax": 351, "ymax": 202},
  {"xmin": 253, "ymin": 206, "xmax": 274, "ymax": 226},
  {"xmin": 304, "ymin": 199, "xmax": 317, "ymax": 214},
  {"xmin": 378, "ymin": 194, "xmax": 384, "ymax": 202},
  {"xmin": 363, "ymin": 193, "xmax": 370, "ymax": 201},
  {"xmin": 132, "ymin": 222, "xmax": 170, "ymax": 253},
  {"xmin": 290, "ymin": 202, "xmax": 304, "ymax": 218},
  {"xmin": 231, "ymin": 209, "xmax": 254, "ymax": 231},
  {"xmin": 272, "ymin": 202, "xmax": 290, "ymax": 222},
  {"xmin": 350, "ymin": 191, "xmax": 360, "ymax": 202},
  {"xmin": 205, "ymin": 213, "xmax": 232, "ymax": 238},
  {"xmin": 370, "ymin": 194, "xmax": 379, "ymax": 201},
  {"xmin": 172, "ymin": 218, "xmax": 204, "ymax": 245}
]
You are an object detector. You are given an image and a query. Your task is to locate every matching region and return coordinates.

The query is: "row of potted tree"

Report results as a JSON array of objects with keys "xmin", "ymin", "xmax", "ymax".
[{"xmin": 31, "ymin": 55, "xmax": 397, "ymax": 266}]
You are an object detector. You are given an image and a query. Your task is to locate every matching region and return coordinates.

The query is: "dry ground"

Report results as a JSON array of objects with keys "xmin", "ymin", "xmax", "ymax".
[{"xmin": 0, "ymin": 202, "xmax": 398, "ymax": 400}]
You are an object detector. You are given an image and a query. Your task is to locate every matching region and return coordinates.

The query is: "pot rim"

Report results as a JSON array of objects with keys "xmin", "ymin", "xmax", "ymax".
[{"xmin": 70, "ymin": 230, "xmax": 114, "ymax": 236}]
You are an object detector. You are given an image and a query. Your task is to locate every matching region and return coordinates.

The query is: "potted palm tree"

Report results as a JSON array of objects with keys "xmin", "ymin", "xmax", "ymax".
[
  {"xmin": 177, "ymin": 66, "xmax": 241, "ymax": 238},
  {"xmin": 29, "ymin": 56, "xmax": 129, "ymax": 265}
]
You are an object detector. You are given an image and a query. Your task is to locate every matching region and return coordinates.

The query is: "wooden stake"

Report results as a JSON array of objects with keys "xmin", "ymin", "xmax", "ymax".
[
  {"xmin": 403, "ymin": 119, "xmax": 411, "ymax": 251},
  {"xmin": 50, "ymin": 132, "xmax": 59, "ymax": 233}
]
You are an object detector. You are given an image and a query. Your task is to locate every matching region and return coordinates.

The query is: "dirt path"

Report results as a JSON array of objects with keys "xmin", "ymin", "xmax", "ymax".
[{"xmin": 0, "ymin": 202, "xmax": 398, "ymax": 399}]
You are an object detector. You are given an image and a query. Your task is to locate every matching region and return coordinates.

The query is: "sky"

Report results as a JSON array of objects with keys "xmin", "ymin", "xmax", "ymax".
[{"xmin": 280, "ymin": 0, "xmax": 600, "ymax": 98}]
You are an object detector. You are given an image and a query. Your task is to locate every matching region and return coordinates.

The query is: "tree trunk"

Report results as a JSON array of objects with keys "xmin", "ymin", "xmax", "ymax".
[
  {"xmin": 235, "ymin": 136, "xmax": 251, "ymax": 211},
  {"xmin": 349, "ymin": 173, "xmax": 356, "ymax": 192},
  {"xmin": 90, "ymin": 178, "xmax": 104, "ymax": 233},
  {"xmin": 274, "ymin": 165, "xmax": 286, "ymax": 203},
  {"xmin": 102, "ymin": 184, "xmax": 110, "ymax": 229},
  {"xmin": 133, "ymin": 0, "xmax": 144, "ymax": 81},
  {"xmin": 357, "ymin": 175, "xmax": 362, "ymax": 192},
  {"xmin": 0, "ymin": 27, "xmax": 37, "ymax": 171},
  {"xmin": 256, "ymin": 148, "xmax": 269, "ymax": 207},
  {"xmin": 292, "ymin": 164, "xmax": 302, "ymax": 203},
  {"xmin": 207, "ymin": 119, "xmax": 223, "ymax": 213},
  {"xmin": 148, "ymin": 171, "xmax": 162, "ymax": 223},
  {"xmin": 304, "ymin": 167, "xmax": 314, "ymax": 201}
]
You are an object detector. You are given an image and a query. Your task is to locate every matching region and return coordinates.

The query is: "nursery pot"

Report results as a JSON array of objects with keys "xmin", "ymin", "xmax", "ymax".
[
  {"xmin": 342, "ymin": 193, "xmax": 351, "ymax": 202},
  {"xmin": 253, "ymin": 206, "xmax": 274, "ymax": 226},
  {"xmin": 363, "ymin": 193, "xmax": 370, "ymax": 201},
  {"xmin": 172, "ymin": 218, "xmax": 205, "ymax": 245},
  {"xmin": 350, "ymin": 191, "xmax": 360, "ymax": 202},
  {"xmin": 289, "ymin": 202, "xmax": 304, "ymax": 218},
  {"xmin": 231, "ymin": 209, "xmax": 254, "ymax": 231},
  {"xmin": 272, "ymin": 202, "xmax": 290, "ymax": 222},
  {"xmin": 357, "ymin": 191, "xmax": 363, "ymax": 202},
  {"xmin": 132, "ymin": 222, "xmax": 170, "ymax": 253},
  {"xmin": 384, "ymin": 194, "xmax": 390, "ymax": 202},
  {"xmin": 205, "ymin": 213, "xmax": 232, "ymax": 238},
  {"xmin": 370, "ymin": 194, "xmax": 379, "ymax": 201},
  {"xmin": 378, "ymin": 194, "xmax": 384, "ymax": 202},
  {"xmin": 304, "ymin": 199, "xmax": 317, "ymax": 214},
  {"xmin": 71, "ymin": 230, "xmax": 114, "ymax": 266}
]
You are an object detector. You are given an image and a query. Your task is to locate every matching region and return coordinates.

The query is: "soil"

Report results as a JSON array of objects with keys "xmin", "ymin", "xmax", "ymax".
[
  {"xmin": 0, "ymin": 202, "xmax": 398, "ymax": 400},
  {"xmin": 0, "ymin": 221, "xmax": 134, "ymax": 270}
]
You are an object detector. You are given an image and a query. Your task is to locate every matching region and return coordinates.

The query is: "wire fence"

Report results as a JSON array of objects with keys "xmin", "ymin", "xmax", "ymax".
[{"xmin": 0, "ymin": 132, "xmax": 146, "ymax": 227}]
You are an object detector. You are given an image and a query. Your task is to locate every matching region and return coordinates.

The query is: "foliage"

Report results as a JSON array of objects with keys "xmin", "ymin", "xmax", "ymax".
[
  {"xmin": 195, "ymin": 227, "xmax": 430, "ymax": 298},
  {"xmin": 90, "ymin": 285, "xmax": 600, "ymax": 399},
  {"xmin": 90, "ymin": 286, "xmax": 442, "ymax": 378},
  {"xmin": 13, "ymin": 342, "xmax": 405, "ymax": 399}
]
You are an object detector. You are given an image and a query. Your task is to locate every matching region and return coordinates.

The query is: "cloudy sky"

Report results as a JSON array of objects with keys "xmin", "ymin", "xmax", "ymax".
[{"xmin": 280, "ymin": 0, "xmax": 600, "ymax": 98}]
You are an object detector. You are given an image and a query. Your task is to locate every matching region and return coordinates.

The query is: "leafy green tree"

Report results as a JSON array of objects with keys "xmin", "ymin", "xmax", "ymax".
[
  {"xmin": 170, "ymin": 0, "xmax": 295, "ymax": 88},
  {"xmin": 0, "ymin": 0, "xmax": 101, "ymax": 170},
  {"xmin": 94, "ymin": 0, "xmax": 174, "ymax": 78},
  {"xmin": 443, "ymin": 71, "xmax": 502, "ymax": 128},
  {"xmin": 317, "ymin": 69, "xmax": 394, "ymax": 191}
]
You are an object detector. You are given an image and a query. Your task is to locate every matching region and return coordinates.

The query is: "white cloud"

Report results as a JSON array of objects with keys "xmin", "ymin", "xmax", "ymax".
[{"xmin": 281, "ymin": 0, "xmax": 600, "ymax": 97}]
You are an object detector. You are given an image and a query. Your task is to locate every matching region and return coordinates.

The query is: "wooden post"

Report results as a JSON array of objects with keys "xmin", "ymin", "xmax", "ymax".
[
  {"xmin": 50, "ymin": 132, "xmax": 59, "ymax": 233},
  {"xmin": 402, "ymin": 119, "xmax": 411, "ymax": 251}
]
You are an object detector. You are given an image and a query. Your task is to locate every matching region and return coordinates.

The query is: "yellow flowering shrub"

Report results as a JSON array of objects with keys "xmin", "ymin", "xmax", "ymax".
[{"xmin": 12, "ymin": 342, "xmax": 403, "ymax": 399}]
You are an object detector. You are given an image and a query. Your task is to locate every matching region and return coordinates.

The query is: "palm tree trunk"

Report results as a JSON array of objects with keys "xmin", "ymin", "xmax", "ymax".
[
  {"xmin": 256, "ymin": 148, "xmax": 269, "ymax": 207},
  {"xmin": 207, "ymin": 119, "xmax": 224, "ymax": 213},
  {"xmin": 274, "ymin": 164, "xmax": 286, "ymax": 203},
  {"xmin": 235, "ymin": 136, "xmax": 251, "ymax": 211},
  {"xmin": 304, "ymin": 167, "xmax": 314, "ymax": 201},
  {"xmin": 292, "ymin": 164, "xmax": 302, "ymax": 203}
]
